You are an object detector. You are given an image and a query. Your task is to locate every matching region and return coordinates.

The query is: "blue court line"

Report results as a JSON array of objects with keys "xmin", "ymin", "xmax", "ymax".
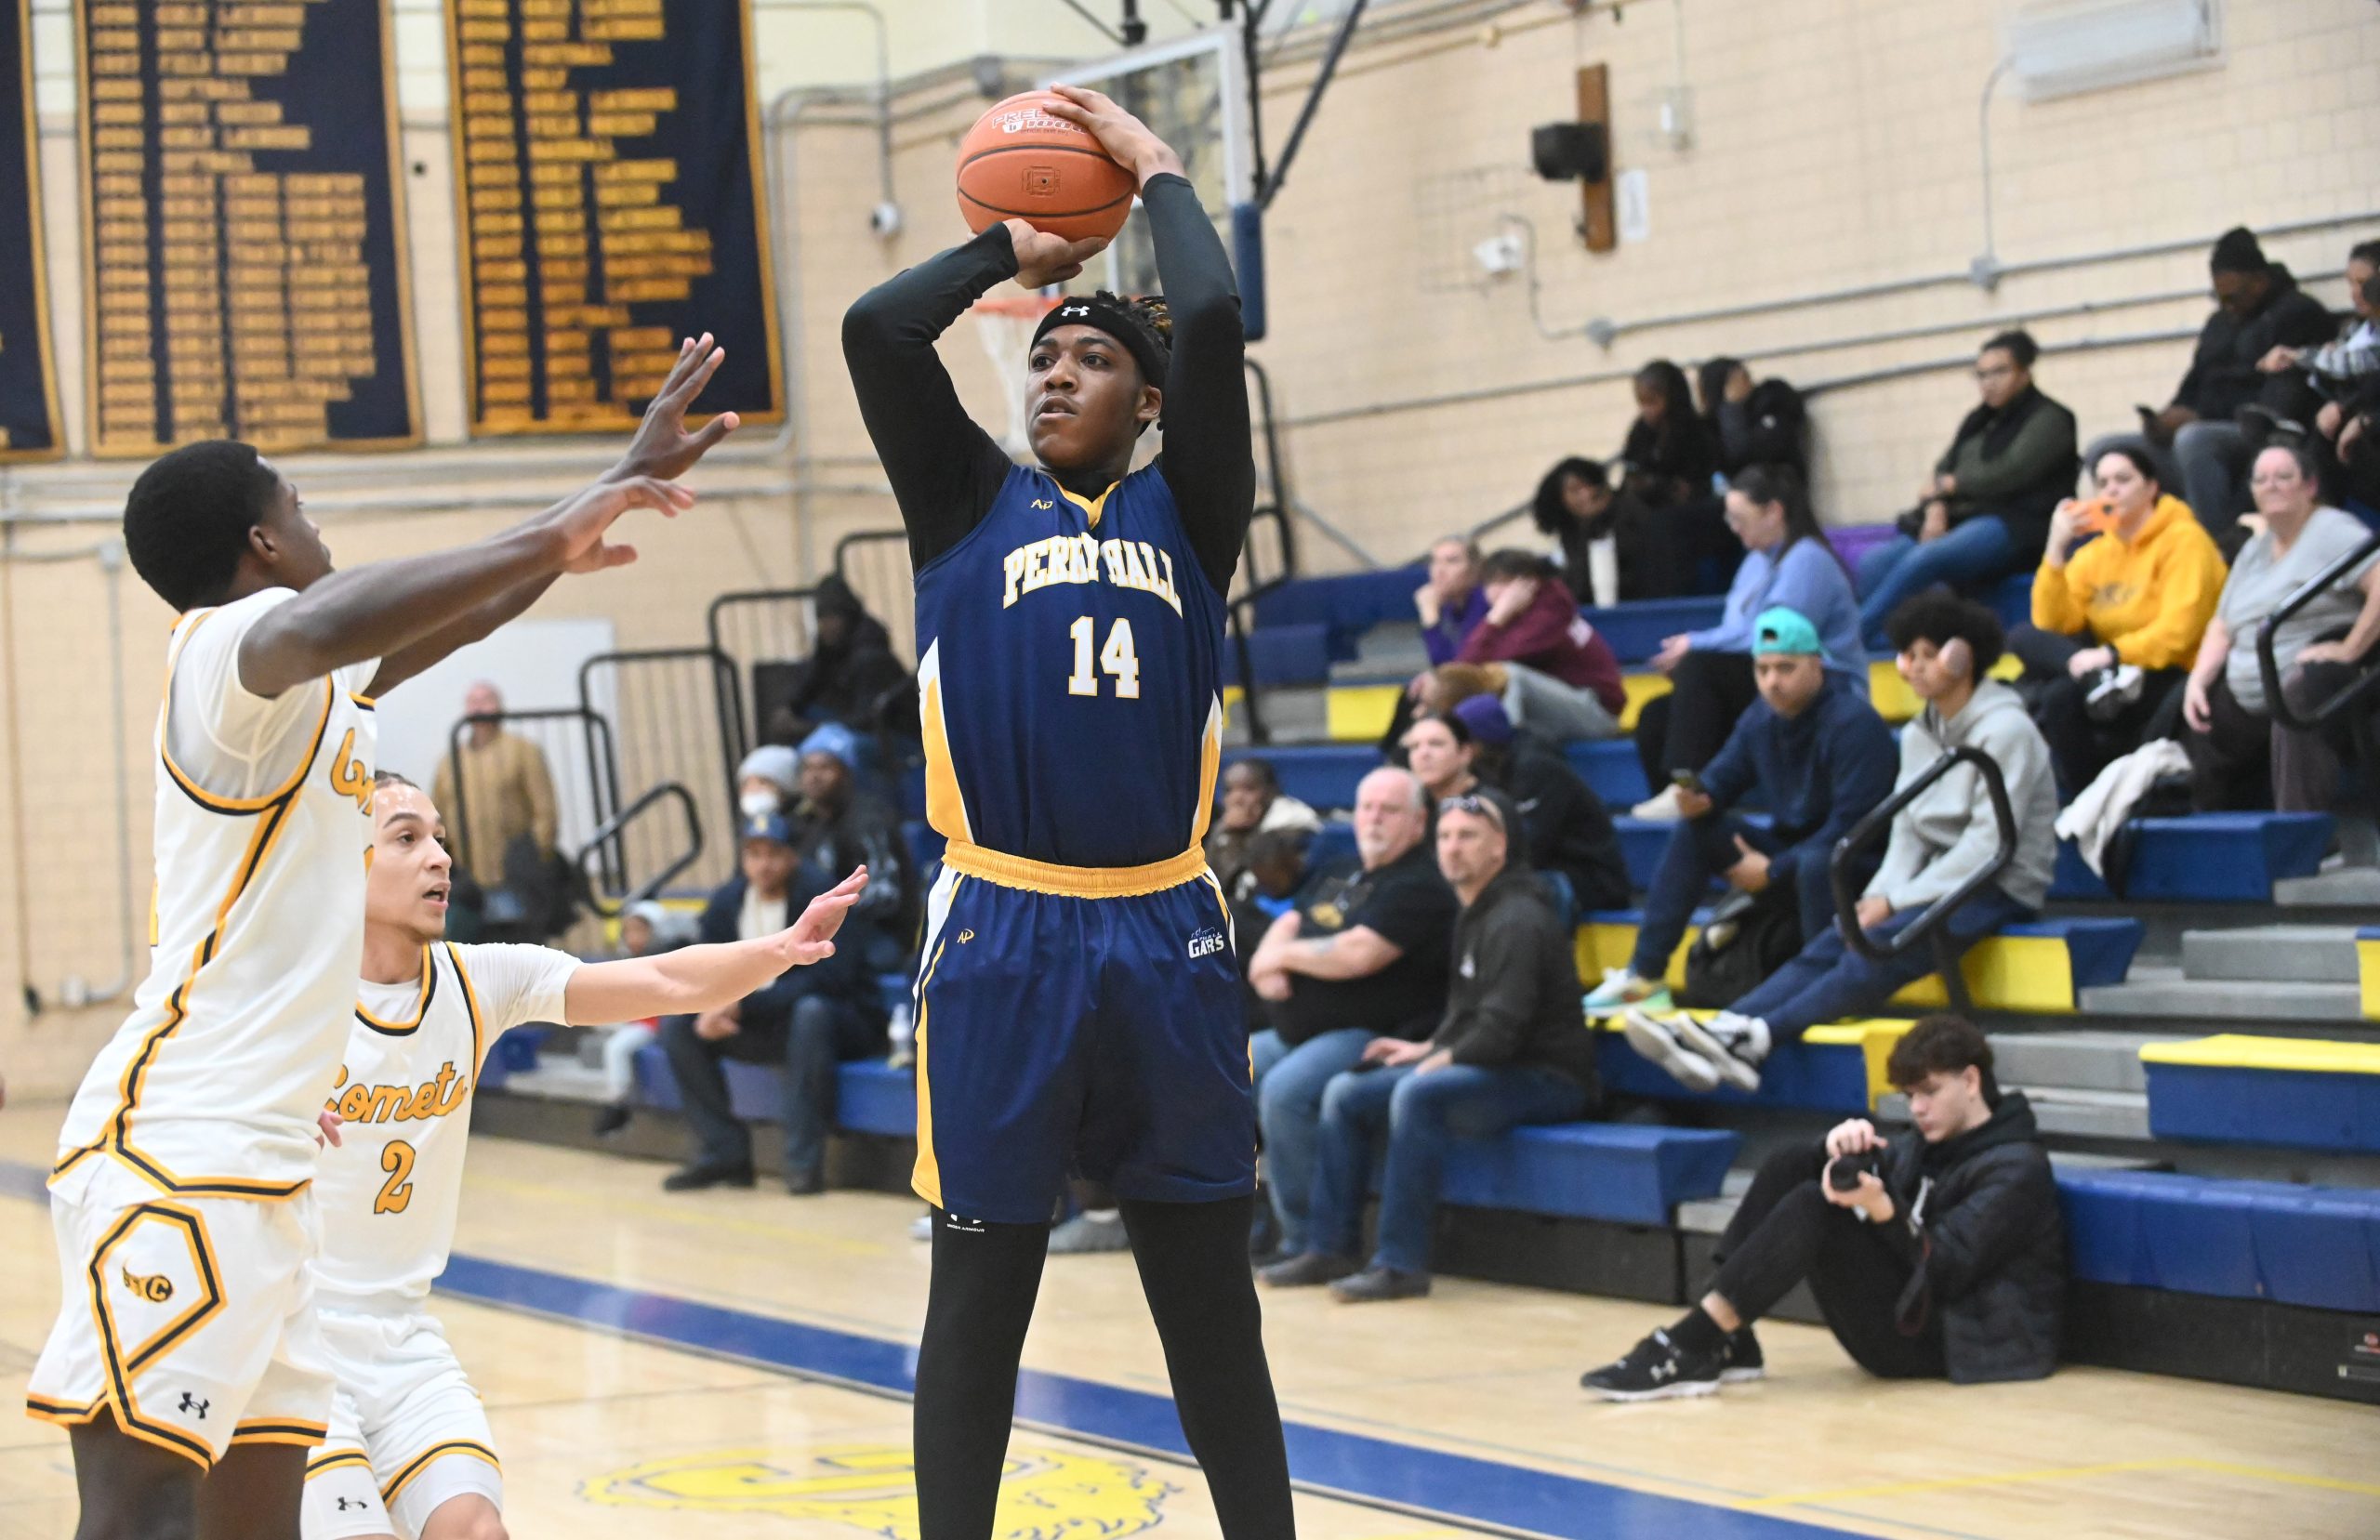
[
  {"xmin": 2, "ymin": 1159, "xmax": 1847, "ymax": 1539},
  {"xmin": 431, "ymin": 1253, "xmax": 1847, "ymax": 1539}
]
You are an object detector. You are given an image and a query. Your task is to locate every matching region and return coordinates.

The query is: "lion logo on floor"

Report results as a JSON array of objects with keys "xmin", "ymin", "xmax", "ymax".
[{"xmin": 582, "ymin": 1443, "xmax": 1172, "ymax": 1540}]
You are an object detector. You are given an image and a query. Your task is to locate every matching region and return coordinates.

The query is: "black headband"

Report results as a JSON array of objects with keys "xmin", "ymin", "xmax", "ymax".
[{"xmin": 1032, "ymin": 295, "xmax": 1169, "ymax": 390}]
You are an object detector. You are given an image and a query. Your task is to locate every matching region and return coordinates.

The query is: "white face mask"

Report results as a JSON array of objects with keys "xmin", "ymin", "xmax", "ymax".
[{"xmin": 739, "ymin": 790, "xmax": 782, "ymax": 820}]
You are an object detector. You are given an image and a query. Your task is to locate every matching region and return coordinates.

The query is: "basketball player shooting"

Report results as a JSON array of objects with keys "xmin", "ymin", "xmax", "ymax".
[
  {"xmin": 842, "ymin": 85, "xmax": 1294, "ymax": 1538},
  {"xmin": 26, "ymin": 337, "xmax": 739, "ymax": 1540},
  {"xmin": 300, "ymin": 773, "xmax": 864, "ymax": 1540}
]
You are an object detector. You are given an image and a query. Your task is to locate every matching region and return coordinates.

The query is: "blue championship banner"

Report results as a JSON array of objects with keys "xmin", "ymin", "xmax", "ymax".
[
  {"xmin": 76, "ymin": 0, "xmax": 420, "ymax": 456},
  {"xmin": 444, "ymin": 0, "xmax": 782, "ymax": 435},
  {"xmin": 0, "ymin": 0, "xmax": 60, "ymax": 460}
]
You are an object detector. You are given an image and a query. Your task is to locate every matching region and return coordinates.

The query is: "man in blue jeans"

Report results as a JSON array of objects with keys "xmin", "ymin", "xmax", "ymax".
[
  {"xmin": 1585, "ymin": 608, "xmax": 1897, "ymax": 1018},
  {"xmin": 661, "ymin": 814, "xmax": 884, "ymax": 1194},
  {"xmin": 1625, "ymin": 596, "xmax": 2058, "ymax": 1095},
  {"xmin": 1262, "ymin": 788, "xmax": 1597, "ymax": 1302},
  {"xmin": 1246, "ymin": 767, "xmax": 1456, "ymax": 1261}
]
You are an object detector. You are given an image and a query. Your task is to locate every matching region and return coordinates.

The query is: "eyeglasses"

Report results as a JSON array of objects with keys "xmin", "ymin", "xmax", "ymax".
[
  {"xmin": 1438, "ymin": 794, "xmax": 1505, "ymax": 833},
  {"xmin": 1974, "ymin": 364, "xmax": 2016, "ymax": 380}
]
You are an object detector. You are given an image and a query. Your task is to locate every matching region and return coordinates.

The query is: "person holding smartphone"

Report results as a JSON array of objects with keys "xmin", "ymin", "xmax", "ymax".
[{"xmin": 1580, "ymin": 1014, "xmax": 2065, "ymax": 1399}]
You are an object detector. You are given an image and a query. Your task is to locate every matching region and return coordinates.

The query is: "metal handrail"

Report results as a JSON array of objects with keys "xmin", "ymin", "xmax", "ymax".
[
  {"xmin": 441, "ymin": 707, "xmax": 622, "ymax": 892},
  {"xmin": 575, "ymin": 782, "xmax": 705, "ymax": 917},
  {"xmin": 1829, "ymin": 744, "xmax": 2016, "ymax": 1014},
  {"xmin": 2256, "ymin": 527, "xmax": 2380, "ymax": 732},
  {"xmin": 832, "ymin": 527, "xmax": 909, "ymax": 581},
  {"xmin": 1245, "ymin": 358, "xmax": 1297, "ymax": 577},
  {"xmin": 706, "ymin": 586, "xmax": 818, "ymax": 667},
  {"xmin": 576, "ymin": 646, "xmax": 748, "ymax": 823}
]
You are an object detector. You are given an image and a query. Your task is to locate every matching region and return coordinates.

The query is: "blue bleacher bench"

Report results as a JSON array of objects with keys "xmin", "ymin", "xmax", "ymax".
[
  {"xmin": 1220, "ymin": 621, "xmax": 1339, "ymax": 689},
  {"xmin": 1250, "ymin": 567, "xmax": 1425, "ymax": 637},
  {"xmin": 633, "ymin": 1046, "xmax": 920, "ymax": 1139},
  {"xmin": 1433, "ymin": 1123, "xmax": 1739, "ymax": 1227},
  {"xmin": 2141, "ymin": 1035, "xmax": 2380, "ymax": 1155},
  {"xmin": 2050, "ymin": 812, "xmax": 2332, "ymax": 902},
  {"xmin": 1220, "ymin": 743, "xmax": 1650, "ymax": 816},
  {"xmin": 2058, "ymin": 1169, "xmax": 2380, "ymax": 1313},
  {"xmin": 1591, "ymin": 1016, "xmax": 1911, "ymax": 1113}
]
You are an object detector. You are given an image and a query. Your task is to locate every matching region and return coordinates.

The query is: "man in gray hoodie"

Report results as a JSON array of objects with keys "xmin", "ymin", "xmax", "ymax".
[{"xmin": 1626, "ymin": 596, "xmax": 2056, "ymax": 1093}]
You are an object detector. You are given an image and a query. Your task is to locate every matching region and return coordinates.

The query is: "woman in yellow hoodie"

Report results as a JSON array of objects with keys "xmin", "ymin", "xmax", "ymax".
[{"xmin": 2017, "ymin": 444, "xmax": 2228, "ymax": 794}]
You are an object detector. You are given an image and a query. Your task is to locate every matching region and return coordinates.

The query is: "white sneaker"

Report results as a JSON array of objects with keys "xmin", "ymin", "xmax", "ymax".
[
  {"xmin": 908, "ymin": 1212, "xmax": 933, "ymax": 1242},
  {"xmin": 1673, "ymin": 1012, "xmax": 1771, "ymax": 1094},
  {"xmin": 1630, "ymin": 784, "xmax": 1687, "ymax": 822},
  {"xmin": 1620, "ymin": 1007, "xmax": 1721, "ymax": 1092},
  {"xmin": 1584, "ymin": 968, "xmax": 1673, "ymax": 1016}
]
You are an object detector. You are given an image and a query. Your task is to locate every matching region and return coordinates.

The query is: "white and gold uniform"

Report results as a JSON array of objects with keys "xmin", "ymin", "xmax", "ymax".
[
  {"xmin": 29, "ymin": 588, "xmax": 378, "ymax": 1468},
  {"xmin": 302, "ymin": 941, "xmax": 576, "ymax": 1540}
]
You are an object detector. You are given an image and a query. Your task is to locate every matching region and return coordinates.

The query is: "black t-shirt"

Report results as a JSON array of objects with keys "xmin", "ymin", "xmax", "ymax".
[{"xmin": 1271, "ymin": 843, "xmax": 1458, "ymax": 1046}]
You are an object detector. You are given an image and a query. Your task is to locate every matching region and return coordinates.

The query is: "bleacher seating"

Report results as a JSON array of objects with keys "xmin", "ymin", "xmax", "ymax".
[
  {"xmin": 2059, "ymin": 1169, "xmax": 2380, "ymax": 1313},
  {"xmin": 1434, "ymin": 1124, "xmax": 1739, "ymax": 1226},
  {"xmin": 1594, "ymin": 1017, "xmax": 1910, "ymax": 1113},
  {"xmin": 2049, "ymin": 813, "xmax": 2333, "ymax": 902},
  {"xmin": 2142, "ymin": 1035, "xmax": 2380, "ymax": 1154}
]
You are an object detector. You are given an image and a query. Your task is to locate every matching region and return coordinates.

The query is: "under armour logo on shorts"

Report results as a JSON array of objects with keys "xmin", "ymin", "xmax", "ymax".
[
  {"xmin": 178, "ymin": 1392, "xmax": 209, "ymax": 1418},
  {"xmin": 337, "ymin": 1498, "xmax": 364, "ymax": 1512}
]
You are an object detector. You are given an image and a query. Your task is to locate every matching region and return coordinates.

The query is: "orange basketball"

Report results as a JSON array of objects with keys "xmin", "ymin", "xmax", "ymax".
[{"xmin": 955, "ymin": 91, "xmax": 1135, "ymax": 244}]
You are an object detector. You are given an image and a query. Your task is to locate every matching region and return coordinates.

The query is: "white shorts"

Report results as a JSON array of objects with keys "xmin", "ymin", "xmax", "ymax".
[
  {"xmin": 301, "ymin": 1302, "xmax": 501, "ymax": 1540},
  {"xmin": 24, "ymin": 1159, "xmax": 334, "ymax": 1469}
]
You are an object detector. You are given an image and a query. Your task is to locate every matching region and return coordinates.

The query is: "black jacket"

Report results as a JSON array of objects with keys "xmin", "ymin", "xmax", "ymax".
[
  {"xmin": 1432, "ymin": 866, "xmax": 1597, "ymax": 1097},
  {"xmin": 2175, "ymin": 266, "xmax": 2337, "ymax": 422},
  {"xmin": 1915, "ymin": 385, "xmax": 2079, "ymax": 563},
  {"xmin": 1498, "ymin": 737, "xmax": 1631, "ymax": 913},
  {"xmin": 1709, "ymin": 378, "xmax": 1807, "ymax": 478},
  {"xmin": 791, "ymin": 790, "xmax": 919, "ymax": 953},
  {"xmin": 1871, "ymin": 1092, "xmax": 2065, "ymax": 1384},
  {"xmin": 697, "ymin": 866, "xmax": 882, "ymax": 1025}
]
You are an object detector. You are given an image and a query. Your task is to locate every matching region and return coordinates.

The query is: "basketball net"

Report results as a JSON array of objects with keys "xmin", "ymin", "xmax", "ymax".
[{"xmin": 971, "ymin": 293, "xmax": 1061, "ymax": 458}]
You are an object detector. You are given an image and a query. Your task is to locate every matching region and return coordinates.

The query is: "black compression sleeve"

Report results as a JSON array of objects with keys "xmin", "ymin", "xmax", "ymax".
[
  {"xmin": 841, "ymin": 228, "xmax": 1025, "ymax": 572},
  {"xmin": 912, "ymin": 1213, "xmax": 1051, "ymax": 1540},
  {"xmin": 1144, "ymin": 176, "xmax": 1254, "ymax": 597}
]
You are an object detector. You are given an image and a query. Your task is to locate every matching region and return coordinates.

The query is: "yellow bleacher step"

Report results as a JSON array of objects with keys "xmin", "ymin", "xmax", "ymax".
[
  {"xmin": 1575, "ymin": 918, "xmax": 2078, "ymax": 1014},
  {"xmin": 2140, "ymin": 1034, "xmax": 2380, "ymax": 1075}
]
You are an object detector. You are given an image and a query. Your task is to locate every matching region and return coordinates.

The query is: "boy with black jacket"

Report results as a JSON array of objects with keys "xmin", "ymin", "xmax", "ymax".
[{"xmin": 1581, "ymin": 1014, "xmax": 2065, "ymax": 1398}]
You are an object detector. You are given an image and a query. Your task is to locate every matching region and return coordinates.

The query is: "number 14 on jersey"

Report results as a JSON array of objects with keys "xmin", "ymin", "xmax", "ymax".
[{"xmin": 1066, "ymin": 615, "xmax": 1141, "ymax": 700}]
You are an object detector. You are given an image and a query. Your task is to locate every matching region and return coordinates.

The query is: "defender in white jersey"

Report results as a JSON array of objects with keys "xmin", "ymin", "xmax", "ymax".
[
  {"xmin": 30, "ymin": 338, "xmax": 744, "ymax": 1537},
  {"xmin": 302, "ymin": 776, "xmax": 866, "ymax": 1540}
]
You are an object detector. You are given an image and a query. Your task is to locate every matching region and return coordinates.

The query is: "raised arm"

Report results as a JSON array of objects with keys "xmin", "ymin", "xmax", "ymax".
[
  {"xmin": 1044, "ymin": 86, "xmax": 1250, "ymax": 596},
  {"xmin": 841, "ymin": 230, "xmax": 1037, "ymax": 571},
  {"xmin": 562, "ymin": 868, "xmax": 866, "ymax": 1024},
  {"xmin": 247, "ymin": 338, "xmax": 739, "ymax": 699}
]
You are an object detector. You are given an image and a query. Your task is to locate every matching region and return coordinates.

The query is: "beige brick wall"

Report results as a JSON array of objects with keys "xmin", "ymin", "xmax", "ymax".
[{"xmin": 7, "ymin": 0, "xmax": 2378, "ymax": 1101}]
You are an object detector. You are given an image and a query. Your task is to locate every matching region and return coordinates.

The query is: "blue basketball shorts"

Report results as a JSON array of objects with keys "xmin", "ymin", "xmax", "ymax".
[{"xmin": 910, "ymin": 844, "xmax": 1256, "ymax": 1225}]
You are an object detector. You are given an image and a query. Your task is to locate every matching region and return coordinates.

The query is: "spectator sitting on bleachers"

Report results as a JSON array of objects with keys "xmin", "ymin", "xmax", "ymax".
[
  {"xmin": 1529, "ymin": 457, "xmax": 1616, "ymax": 600},
  {"xmin": 1585, "ymin": 608, "xmax": 1897, "ymax": 1017},
  {"xmin": 2256, "ymin": 240, "xmax": 2378, "ymax": 454},
  {"xmin": 780, "ymin": 573, "xmax": 912, "ymax": 737},
  {"xmin": 1580, "ymin": 1014, "xmax": 2063, "ymax": 1399},
  {"xmin": 1632, "ymin": 465, "xmax": 1863, "ymax": 822},
  {"xmin": 433, "ymin": 679, "xmax": 562, "ymax": 941},
  {"xmin": 2182, "ymin": 441, "xmax": 2380, "ymax": 812},
  {"xmin": 1448, "ymin": 550, "xmax": 1626, "ymax": 742},
  {"xmin": 737, "ymin": 744, "xmax": 799, "ymax": 819},
  {"xmin": 1415, "ymin": 534, "xmax": 1489, "ymax": 665},
  {"xmin": 2109, "ymin": 227, "xmax": 2335, "ymax": 533},
  {"xmin": 1611, "ymin": 360, "xmax": 1733, "ymax": 600},
  {"xmin": 1246, "ymin": 768, "xmax": 1457, "ymax": 1265},
  {"xmin": 1697, "ymin": 357, "xmax": 1807, "ymax": 479},
  {"xmin": 1452, "ymin": 694, "xmax": 1630, "ymax": 916},
  {"xmin": 591, "ymin": 899, "xmax": 700, "ymax": 1138},
  {"xmin": 1262, "ymin": 788, "xmax": 1595, "ymax": 1302},
  {"xmin": 1856, "ymin": 331, "xmax": 2080, "ymax": 649},
  {"xmin": 788, "ymin": 735, "xmax": 916, "ymax": 971},
  {"xmin": 2015, "ymin": 445, "xmax": 2225, "ymax": 796},
  {"xmin": 2340, "ymin": 373, "xmax": 2380, "ymax": 512},
  {"xmin": 1207, "ymin": 757, "xmax": 1321, "ymax": 902},
  {"xmin": 658, "ymin": 813, "xmax": 886, "ymax": 1196},
  {"xmin": 1623, "ymin": 596, "xmax": 2057, "ymax": 1095}
]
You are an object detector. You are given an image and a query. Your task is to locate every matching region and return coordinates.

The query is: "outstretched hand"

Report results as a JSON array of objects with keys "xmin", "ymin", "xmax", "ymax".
[
  {"xmin": 772, "ymin": 866, "xmax": 869, "ymax": 967},
  {"xmin": 614, "ymin": 334, "xmax": 741, "ymax": 481},
  {"xmin": 548, "ymin": 477, "xmax": 694, "ymax": 574}
]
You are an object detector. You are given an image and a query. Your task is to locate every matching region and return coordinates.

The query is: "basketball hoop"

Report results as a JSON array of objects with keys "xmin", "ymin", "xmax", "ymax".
[{"xmin": 970, "ymin": 293, "xmax": 1061, "ymax": 457}]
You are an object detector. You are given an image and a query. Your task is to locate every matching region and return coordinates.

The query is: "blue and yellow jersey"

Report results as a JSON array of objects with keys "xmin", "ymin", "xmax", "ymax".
[{"xmin": 915, "ymin": 461, "xmax": 1224, "ymax": 872}]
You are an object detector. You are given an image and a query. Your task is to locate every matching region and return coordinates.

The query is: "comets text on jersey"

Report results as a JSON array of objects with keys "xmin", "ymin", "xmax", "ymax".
[
  {"xmin": 1001, "ymin": 533, "xmax": 1183, "ymax": 616},
  {"xmin": 326, "ymin": 1062, "xmax": 469, "ymax": 1125}
]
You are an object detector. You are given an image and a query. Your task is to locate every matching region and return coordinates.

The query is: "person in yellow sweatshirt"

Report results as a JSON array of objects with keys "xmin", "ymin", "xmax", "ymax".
[{"xmin": 2016, "ymin": 444, "xmax": 2228, "ymax": 794}]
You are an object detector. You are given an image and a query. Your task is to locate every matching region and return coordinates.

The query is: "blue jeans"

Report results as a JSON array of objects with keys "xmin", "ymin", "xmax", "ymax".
[
  {"xmin": 1856, "ymin": 518, "xmax": 2021, "ymax": 649},
  {"xmin": 661, "ymin": 994, "xmax": 876, "ymax": 1180},
  {"xmin": 1307, "ymin": 1062, "xmax": 1590, "ymax": 1274},
  {"xmin": 1251, "ymin": 1026, "xmax": 1374, "ymax": 1255},
  {"xmin": 1727, "ymin": 886, "xmax": 2033, "ymax": 1043},
  {"xmin": 1629, "ymin": 817, "xmax": 1847, "ymax": 981}
]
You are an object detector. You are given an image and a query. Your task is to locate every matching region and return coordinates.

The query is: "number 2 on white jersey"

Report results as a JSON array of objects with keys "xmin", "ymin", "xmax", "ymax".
[{"xmin": 1066, "ymin": 616, "xmax": 1141, "ymax": 700}]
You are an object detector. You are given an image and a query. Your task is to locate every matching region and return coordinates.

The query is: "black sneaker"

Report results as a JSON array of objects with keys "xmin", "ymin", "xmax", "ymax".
[
  {"xmin": 1259, "ymin": 1252, "xmax": 1360, "ymax": 1288},
  {"xmin": 1721, "ymin": 1325, "xmax": 1765, "ymax": 1383},
  {"xmin": 1329, "ymin": 1266, "xmax": 1431, "ymax": 1303},
  {"xmin": 661, "ymin": 1159, "xmax": 755, "ymax": 1192},
  {"xmin": 591, "ymin": 1102, "xmax": 632, "ymax": 1138},
  {"xmin": 1579, "ymin": 1328, "xmax": 1724, "ymax": 1402}
]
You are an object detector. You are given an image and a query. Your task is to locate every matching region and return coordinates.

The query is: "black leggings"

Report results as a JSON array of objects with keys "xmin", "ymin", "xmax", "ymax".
[
  {"xmin": 1633, "ymin": 648, "xmax": 1758, "ymax": 790},
  {"xmin": 1707, "ymin": 1144, "xmax": 1946, "ymax": 1379},
  {"xmin": 913, "ymin": 1196, "xmax": 1294, "ymax": 1540}
]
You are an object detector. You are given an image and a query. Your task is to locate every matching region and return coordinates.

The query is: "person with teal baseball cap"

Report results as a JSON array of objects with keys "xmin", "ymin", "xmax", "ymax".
[{"xmin": 1584, "ymin": 604, "xmax": 1897, "ymax": 1022}]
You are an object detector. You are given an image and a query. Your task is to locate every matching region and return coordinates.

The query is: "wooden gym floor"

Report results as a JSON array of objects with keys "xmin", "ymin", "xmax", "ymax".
[{"xmin": 2, "ymin": 1110, "xmax": 2374, "ymax": 1539}]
